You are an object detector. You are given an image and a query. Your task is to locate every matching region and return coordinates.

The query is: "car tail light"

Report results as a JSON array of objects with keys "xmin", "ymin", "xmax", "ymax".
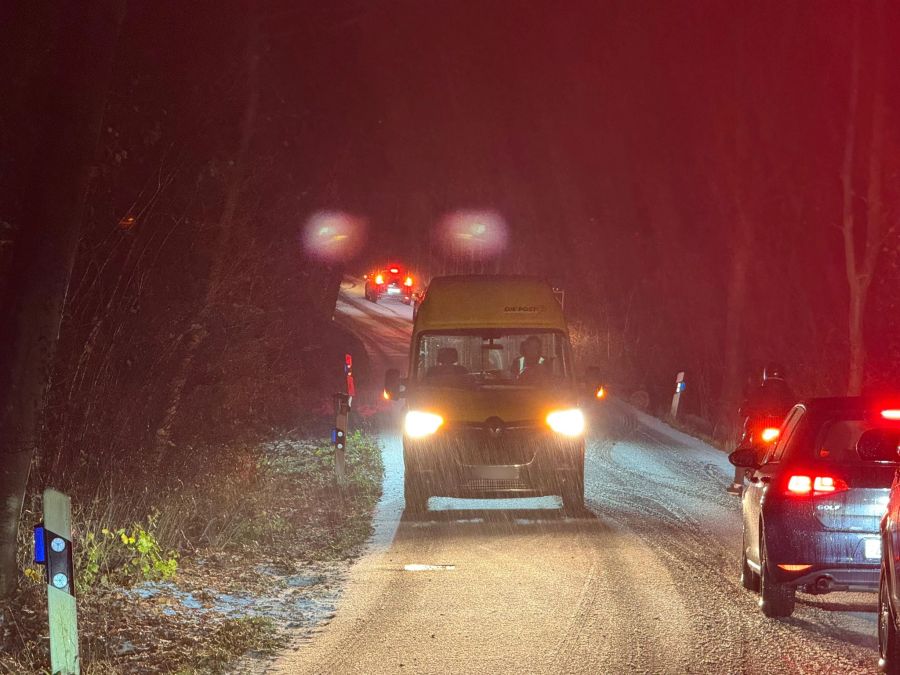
[
  {"xmin": 777, "ymin": 564, "xmax": 812, "ymax": 572},
  {"xmin": 760, "ymin": 427, "xmax": 780, "ymax": 443},
  {"xmin": 595, "ymin": 386, "xmax": 606, "ymax": 399},
  {"xmin": 785, "ymin": 474, "xmax": 849, "ymax": 497},
  {"xmin": 881, "ymin": 409, "xmax": 900, "ymax": 420},
  {"xmin": 404, "ymin": 276, "xmax": 413, "ymax": 286},
  {"xmin": 390, "ymin": 267, "xmax": 399, "ymax": 273},
  {"xmin": 375, "ymin": 274, "xmax": 384, "ymax": 285}
]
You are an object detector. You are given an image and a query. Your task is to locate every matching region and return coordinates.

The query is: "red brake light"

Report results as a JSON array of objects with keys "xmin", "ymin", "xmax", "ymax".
[
  {"xmin": 760, "ymin": 427, "xmax": 780, "ymax": 443},
  {"xmin": 881, "ymin": 410, "xmax": 900, "ymax": 420},
  {"xmin": 375, "ymin": 274, "xmax": 384, "ymax": 285},
  {"xmin": 785, "ymin": 474, "xmax": 849, "ymax": 497},
  {"xmin": 813, "ymin": 476, "xmax": 840, "ymax": 493},
  {"xmin": 390, "ymin": 267, "xmax": 399, "ymax": 274},
  {"xmin": 786, "ymin": 475, "xmax": 811, "ymax": 494}
]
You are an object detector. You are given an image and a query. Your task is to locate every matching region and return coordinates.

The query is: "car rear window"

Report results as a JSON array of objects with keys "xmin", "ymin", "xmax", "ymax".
[{"xmin": 815, "ymin": 419, "xmax": 900, "ymax": 463}]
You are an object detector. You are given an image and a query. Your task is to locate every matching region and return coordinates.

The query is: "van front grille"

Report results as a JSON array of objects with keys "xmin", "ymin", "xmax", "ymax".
[{"xmin": 463, "ymin": 478, "xmax": 529, "ymax": 491}]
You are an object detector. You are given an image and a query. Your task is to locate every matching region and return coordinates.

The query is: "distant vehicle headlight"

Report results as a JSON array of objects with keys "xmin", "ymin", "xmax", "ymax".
[
  {"xmin": 405, "ymin": 411, "xmax": 444, "ymax": 438},
  {"xmin": 546, "ymin": 409, "xmax": 585, "ymax": 437}
]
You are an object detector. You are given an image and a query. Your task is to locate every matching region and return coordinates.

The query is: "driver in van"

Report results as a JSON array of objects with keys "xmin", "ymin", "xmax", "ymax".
[{"xmin": 512, "ymin": 335, "xmax": 550, "ymax": 383}]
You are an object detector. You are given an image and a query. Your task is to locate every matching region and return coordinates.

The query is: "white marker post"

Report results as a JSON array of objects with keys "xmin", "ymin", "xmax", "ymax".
[
  {"xmin": 42, "ymin": 488, "xmax": 80, "ymax": 674},
  {"xmin": 670, "ymin": 371, "xmax": 686, "ymax": 420},
  {"xmin": 333, "ymin": 392, "xmax": 350, "ymax": 484}
]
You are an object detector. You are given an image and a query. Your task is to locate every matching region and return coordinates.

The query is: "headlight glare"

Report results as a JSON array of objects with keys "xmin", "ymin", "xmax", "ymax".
[
  {"xmin": 546, "ymin": 408, "xmax": 585, "ymax": 437},
  {"xmin": 405, "ymin": 411, "xmax": 443, "ymax": 438}
]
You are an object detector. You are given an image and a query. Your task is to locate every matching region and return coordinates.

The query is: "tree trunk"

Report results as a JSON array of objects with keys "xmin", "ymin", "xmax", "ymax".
[
  {"xmin": 154, "ymin": 16, "xmax": 260, "ymax": 465},
  {"xmin": 847, "ymin": 284, "xmax": 867, "ymax": 395},
  {"xmin": 0, "ymin": 0, "xmax": 126, "ymax": 599},
  {"xmin": 841, "ymin": 2, "xmax": 885, "ymax": 395}
]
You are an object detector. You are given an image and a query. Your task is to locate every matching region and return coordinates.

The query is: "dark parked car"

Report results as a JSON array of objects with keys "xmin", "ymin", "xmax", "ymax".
[
  {"xmin": 877, "ymin": 411, "xmax": 900, "ymax": 672},
  {"xmin": 730, "ymin": 397, "xmax": 899, "ymax": 618}
]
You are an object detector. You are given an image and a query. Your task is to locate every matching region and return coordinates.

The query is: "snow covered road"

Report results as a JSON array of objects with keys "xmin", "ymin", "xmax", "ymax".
[{"xmin": 267, "ymin": 279, "xmax": 880, "ymax": 674}]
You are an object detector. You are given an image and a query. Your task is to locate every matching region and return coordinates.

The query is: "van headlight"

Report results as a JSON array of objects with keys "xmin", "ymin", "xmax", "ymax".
[
  {"xmin": 405, "ymin": 411, "xmax": 444, "ymax": 438},
  {"xmin": 546, "ymin": 409, "xmax": 585, "ymax": 437}
]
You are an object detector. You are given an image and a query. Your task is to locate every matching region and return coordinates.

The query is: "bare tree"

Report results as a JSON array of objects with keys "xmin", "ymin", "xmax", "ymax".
[
  {"xmin": 0, "ymin": 1, "xmax": 126, "ymax": 599},
  {"xmin": 153, "ymin": 14, "xmax": 261, "ymax": 463},
  {"xmin": 841, "ymin": 2, "xmax": 889, "ymax": 395}
]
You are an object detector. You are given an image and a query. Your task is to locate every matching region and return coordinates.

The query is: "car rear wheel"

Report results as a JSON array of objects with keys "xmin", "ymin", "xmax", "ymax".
[
  {"xmin": 758, "ymin": 532, "xmax": 795, "ymax": 617},
  {"xmin": 879, "ymin": 571, "xmax": 900, "ymax": 673},
  {"xmin": 404, "ymin": 471, "xmax": 428, "ymax": 513}
]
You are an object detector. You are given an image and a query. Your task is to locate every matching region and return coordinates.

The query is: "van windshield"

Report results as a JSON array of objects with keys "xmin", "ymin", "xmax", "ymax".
[{"xmin": 414, "ymin": 330, "xmax": 570, "ymax": 388}]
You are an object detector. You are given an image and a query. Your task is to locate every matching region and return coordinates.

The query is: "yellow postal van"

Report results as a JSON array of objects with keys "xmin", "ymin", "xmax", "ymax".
[{"xmin": 384, "ymin": 275, "xmax": 586, "ymax": 512}]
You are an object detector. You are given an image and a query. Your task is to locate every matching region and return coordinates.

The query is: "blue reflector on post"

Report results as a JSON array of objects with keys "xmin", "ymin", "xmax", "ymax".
[{"xmin": 34, "ymin": 524, "xmax": 46, "ymax": 564}]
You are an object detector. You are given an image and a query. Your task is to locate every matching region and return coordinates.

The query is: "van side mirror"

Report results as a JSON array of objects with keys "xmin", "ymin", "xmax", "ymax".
[
  {"xmin": 384, "ymin": 369, "xmax": 403, "ymax": 400},
  {"xmin": 729, "ymin": 447, "xmax": 760, "ymax": 469}
]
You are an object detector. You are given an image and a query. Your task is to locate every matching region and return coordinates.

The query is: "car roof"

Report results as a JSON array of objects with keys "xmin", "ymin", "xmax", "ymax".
[{"xmin": 801, "ymin": 396, "xmax": 900, "ymax": 417}]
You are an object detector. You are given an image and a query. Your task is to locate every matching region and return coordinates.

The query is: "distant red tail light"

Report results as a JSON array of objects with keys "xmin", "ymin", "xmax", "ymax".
[
  {"xmin": 375, "ymin": 274, "xmax": 384, "ymax": 285},
  {"xmin": 785, "ymin": 474, "xmax": 849, "ymax": 497},
  {"xmin": 404, "ymin": 276, "xmax": 413, "ymax": 286}
]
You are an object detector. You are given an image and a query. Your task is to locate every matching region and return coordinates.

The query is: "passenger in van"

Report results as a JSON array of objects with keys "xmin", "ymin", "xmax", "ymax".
[
  {"xmin": 426, "ymin": 347, "xmax": 468, "ymax": 378},
  {"xmin": 512, "ymin": 335, "xmax": 549, "ymax": 383}
]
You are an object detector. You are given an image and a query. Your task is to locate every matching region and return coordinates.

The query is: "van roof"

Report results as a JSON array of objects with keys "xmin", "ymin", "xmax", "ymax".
[{"xmin": 414, "ymin": 275, "xmax": 566, "ymax": 332}]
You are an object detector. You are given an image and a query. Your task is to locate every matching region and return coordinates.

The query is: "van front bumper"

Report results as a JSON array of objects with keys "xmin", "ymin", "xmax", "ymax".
[{"xmin": 404, "ymin": 424, "xmax": 584, "ymax": 498}]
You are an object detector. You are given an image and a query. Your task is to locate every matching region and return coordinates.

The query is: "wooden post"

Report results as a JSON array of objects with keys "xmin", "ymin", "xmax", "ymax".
[{"xmin": 43, "ymin": 489, "xmax": 79, "ymax": 674}]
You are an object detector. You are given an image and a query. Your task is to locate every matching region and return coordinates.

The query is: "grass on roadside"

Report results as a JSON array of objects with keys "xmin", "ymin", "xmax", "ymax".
[{"xmin": 1, "ymin": 430, "xmax": 383, "ymax": 674}]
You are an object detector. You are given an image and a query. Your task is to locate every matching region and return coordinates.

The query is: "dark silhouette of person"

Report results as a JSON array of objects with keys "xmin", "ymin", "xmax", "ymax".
[
  {"xmin": 738, "ymin": 362, "xmax": 796, "ymax": 419},
  {"xmin": 512, "ymin": 335, "xmax": 552, "ymax": 383},
  {"xmin": 728, "ymin": 362, "xmax": 797, "ymax": 494},
  {"xmin": 511, "ymin": 336, "xmax": 544, "ymax": 375},
  {"xmin": 426, "ymin": 347, "xmax": 468, "ymax": 378}
]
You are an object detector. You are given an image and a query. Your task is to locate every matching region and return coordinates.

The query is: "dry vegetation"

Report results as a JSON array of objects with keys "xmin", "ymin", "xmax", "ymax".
[{"xmin": 1, "ymin": 431, "xmax": 383, "ymax": 674}]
